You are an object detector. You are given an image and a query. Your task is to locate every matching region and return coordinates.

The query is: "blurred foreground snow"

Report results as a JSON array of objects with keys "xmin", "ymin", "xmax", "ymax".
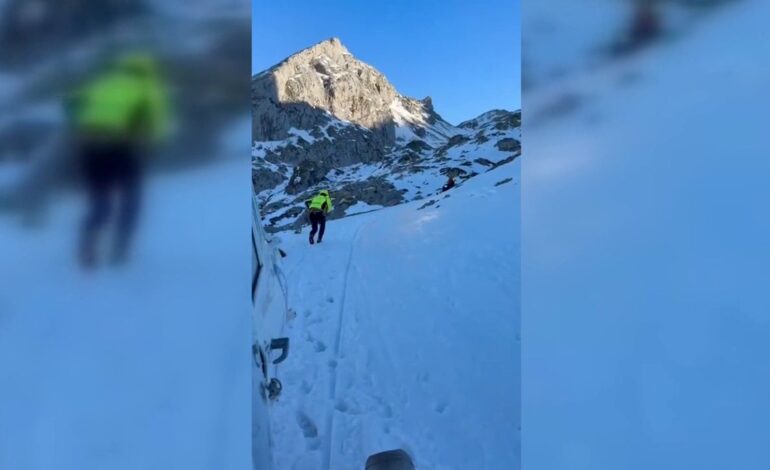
[{"xmin": 523, "ymin": 1, "xmax": 770, "ymax": 468}]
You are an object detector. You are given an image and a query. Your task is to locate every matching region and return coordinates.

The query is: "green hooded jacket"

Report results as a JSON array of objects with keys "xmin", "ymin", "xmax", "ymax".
[
  {"xmin": 306, "ymin": 190, "xmax": 333, "ymax": 214},
  {"xmin": 72, "ymin": 53, "xmax": 169, "ymax": 141}
]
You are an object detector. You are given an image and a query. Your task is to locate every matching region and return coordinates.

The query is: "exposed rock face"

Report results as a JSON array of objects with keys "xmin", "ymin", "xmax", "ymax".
[
  {"xmin": 334, "ymin": 178, "xmax": 404, "ymax": 211},
  {"xmin": 252, "ymin": 167, "xmax": 285, "ymax": 194},
  {"xmin": 252, "ymin": 38, "xmax": 404, "ymax": 189},
  {"xmin": 496, "ymin": 138, "xmax": 521, "ymax": 152},
  {"xmin": 459, "ymin": 109, "xmax": 521, "ymax": 131},
  {"xmin": 253, "ymin": 38, "xmax": 396, "ymax": 145},
  {"xmin": 286, "ymin": 159, "xmax": 329, "ymax": 194},
  {"xmin": 270, "ymin": 38, "xmax": 396, "ymax": 137},
  {"xmin": 253, "ymin": 38, "xmax": 521, "ymax": 232}
]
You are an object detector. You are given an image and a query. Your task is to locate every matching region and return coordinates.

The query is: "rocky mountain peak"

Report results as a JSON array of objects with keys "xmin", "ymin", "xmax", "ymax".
[{"xmin": 254, "ymin": 37, "xmax": 398, "ymax": 137}]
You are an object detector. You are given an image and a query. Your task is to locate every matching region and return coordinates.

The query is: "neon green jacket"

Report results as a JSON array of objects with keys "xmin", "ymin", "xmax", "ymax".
[
  {"xmin": 306, "ymin": 191, "xmax": 333, "ymax": 213},
  {"xmin": 73, "ymin": 54, "xmax": 169, "ymax": 141}
]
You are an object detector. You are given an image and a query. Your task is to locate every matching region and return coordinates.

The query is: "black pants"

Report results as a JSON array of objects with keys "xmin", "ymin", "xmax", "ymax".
[
  {"xmin": 309, "ymin": 210, "xmax": 326, "ymax": 242},
  {"xmin": 79, "ymin": 140, "xmax": 142, "ymax": 265}
]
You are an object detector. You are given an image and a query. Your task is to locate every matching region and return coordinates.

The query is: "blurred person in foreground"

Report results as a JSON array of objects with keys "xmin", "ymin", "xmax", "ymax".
[{"xmin": 67, "ymin": 52, "xmax": 170, "ymax": 269}]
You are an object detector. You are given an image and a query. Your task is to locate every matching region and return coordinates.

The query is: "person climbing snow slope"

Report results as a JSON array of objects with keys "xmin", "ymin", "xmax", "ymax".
[{"xmin": 304, "ymin": 189, "xmax": 333, "ymax": 245}]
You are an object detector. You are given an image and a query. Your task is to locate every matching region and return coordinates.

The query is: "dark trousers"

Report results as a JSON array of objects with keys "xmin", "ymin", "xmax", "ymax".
[
  {"xmin": 79, "ymin": 140, "xmax": 142, "ymax": 265},
  {"xmin": 309, "ymin": 210, "xmax": 326, "ymax": 242}
]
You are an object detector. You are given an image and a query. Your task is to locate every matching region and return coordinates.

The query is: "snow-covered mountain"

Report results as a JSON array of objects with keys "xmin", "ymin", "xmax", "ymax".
[{"xmin": 252, "ymin": 38, "xmax": 520, "ymax": 232}]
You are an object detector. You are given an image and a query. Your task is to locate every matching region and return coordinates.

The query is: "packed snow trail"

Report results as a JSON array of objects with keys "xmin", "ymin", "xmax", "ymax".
[
  {"xmin": 0, "ymin": 161, "xmax": 252, "ymax": 470},
  {"xmin": 270, "ymin": 161, "xmax": 521, "ymax": 470}
]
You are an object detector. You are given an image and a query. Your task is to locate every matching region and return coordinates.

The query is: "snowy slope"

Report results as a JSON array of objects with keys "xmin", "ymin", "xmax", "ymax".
[
  {"xmin": 523, "ymin": 1, "xmax": 770, "ymax": 469},
  {"xmin": 268, "ymin": 160, "xmax": 520, "ymax": 469},
  {"xmin": 253, "ymin": 109, "xmax": 520, "ymax": 232},
  {"xmin": 0, "ymin": 161, "xmax": 252, "ymax": 470},
  {"xmin": 523, "ymin": 0, "xmax": 727, "ymax": 90}
]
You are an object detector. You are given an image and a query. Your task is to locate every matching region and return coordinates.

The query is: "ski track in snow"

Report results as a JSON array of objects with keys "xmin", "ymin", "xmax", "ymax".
[{"xmin": 323, "ymin": 221, "xmax": 366, "ymax": 470}]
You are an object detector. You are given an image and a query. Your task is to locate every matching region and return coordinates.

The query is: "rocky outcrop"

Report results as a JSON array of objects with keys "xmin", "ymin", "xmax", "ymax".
[
  {"xmin": 496, "ymin": 138, "xmax": 521, "ymax": 152},
  {"xmin": 459, "ymin": 109, "xmax": 521, "ymax": 131},
  {"xmin": 334, "ymin": 178, "xmax": 404, "ymax": 210},
  {"xmin": 252, "ymin": 167, "xmax": 285, "ymax": 194},
  {"xmin": 286, "ymin": 159, "xmax": 329, "ymax": 194}
]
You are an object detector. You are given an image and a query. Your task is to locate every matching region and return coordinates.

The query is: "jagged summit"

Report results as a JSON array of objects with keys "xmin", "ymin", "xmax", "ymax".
[
  {"xmin": 253, "ymin": 37, "xmax": 350, "ymax": 78},
  {"xmin": 312, "ymin": 37, "xmax": 348, "ymax": 53},
  {"xmin": 254, "ymin": 37, "xmax": 400, "ymax": 135},
  {"xmin": 279, "ymin": 36, "xmax": 352, "ymax": 68},
  {"xmin": 291, "ymin": 37, "xmax": 350, "ymax": 56}
]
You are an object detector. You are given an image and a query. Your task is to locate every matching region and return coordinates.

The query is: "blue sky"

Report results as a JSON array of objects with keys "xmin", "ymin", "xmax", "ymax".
[{"xmin": 252, "ymin": 0, "xmax": 520, "ymax": 124}]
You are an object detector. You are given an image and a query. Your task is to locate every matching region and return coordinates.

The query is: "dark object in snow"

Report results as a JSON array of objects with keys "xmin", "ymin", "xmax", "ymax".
[
  {"xmin": 365, "ymin": 449, "xmax": 415, "ymax": 470},
  {"xmin": 270, "ymin": 337, "xmax": 289, "ymax": 365},
  {"xmin": 441, "ymin": 176, "xmax": 455, "ymax": 192},
  {"xmin": 417, "ymin": 199, "xmax": 437, "ymax": 210},
  {"xmin": 266, "ymin": 377, "xmax": 282, "ymax": 400}
]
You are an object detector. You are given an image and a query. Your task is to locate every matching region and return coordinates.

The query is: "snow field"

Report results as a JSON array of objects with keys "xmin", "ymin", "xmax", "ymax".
[{"xmin": 269, "ymin": 160, "xmax": 520, "ymax": 470}]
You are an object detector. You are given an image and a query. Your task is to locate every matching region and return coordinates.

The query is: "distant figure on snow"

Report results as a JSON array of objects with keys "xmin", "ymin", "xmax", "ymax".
[
  {"xmin": 305, "ymin": 189, "xmax": 333, "ymax": 245},
  {"xmin": 442, "ymin": 176, "xmax": 456, "ymax": 192}
]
